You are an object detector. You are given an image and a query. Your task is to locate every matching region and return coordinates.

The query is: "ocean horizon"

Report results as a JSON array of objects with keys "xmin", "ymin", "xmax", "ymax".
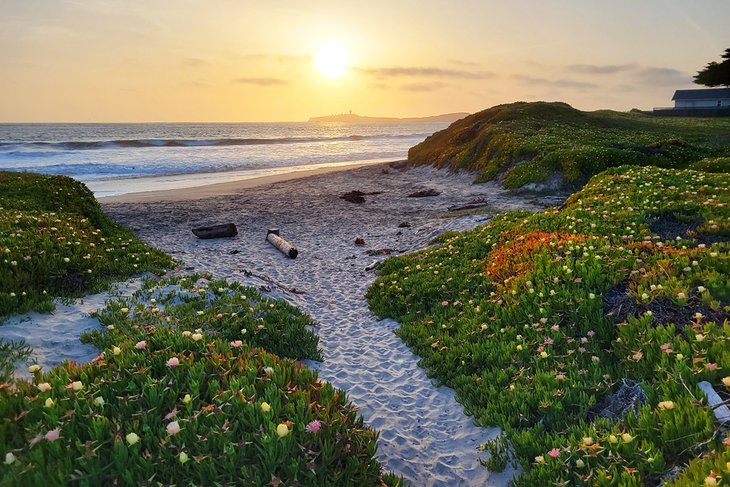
[{"xmin": 0, "ymin": 121, "xmax": 448, "ymax": 197}]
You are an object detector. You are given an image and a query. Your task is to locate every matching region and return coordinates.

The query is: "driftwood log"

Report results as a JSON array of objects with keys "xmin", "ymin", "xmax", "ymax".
[
  {"xmin": 266, "ymin": 228, "xmax": 298, "ymax": 259},
  {"xmin": 192, "ymin": 223, "xmax": 237, "ymax": 239}
]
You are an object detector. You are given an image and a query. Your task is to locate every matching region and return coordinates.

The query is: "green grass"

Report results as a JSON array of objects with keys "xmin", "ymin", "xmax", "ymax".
[
  {"xmin": 408, "ymin": 102, "xmax": 730, "ymax": 189},
  {"xmin": 0, "ymin": 171, "xmax": 173, "ymax": 317},
  {"xmin": 1, "ymin": 276, "xmax": 403, "ymax": 486},
  {"xmin": 367, "ymin": 165, "xmax": 729, "ymax": 485}
]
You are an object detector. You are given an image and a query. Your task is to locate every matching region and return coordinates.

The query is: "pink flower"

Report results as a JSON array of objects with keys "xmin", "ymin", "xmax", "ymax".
[
  {"xmin": 45, "ymin": 428, "xmax": 61, "ymax": 442},
  {"xmin": 550, "ymin": 325, "xmax": 560, "ymax": 332},
  {"xmin": 29, "ymin": 434, "xmax": 43, "ymax": 448},
  {"xmin": 23, "ymin": 256, "xmax": 31, "ymax": 261},
  {"xmin": 578, "ymin": 347, "xmax": 586, "ymax": 353},
  {"xmin": 547, "ymin": 448, "xmax": 560, "ymax": 458},
  {"xmin": 166, "ymin": 357, "xmax": 180, "ymax": 367},
  {"xmin": 306, "ymin": 420, "xmax": 321, "ymax": 433},
  {"xmin": 580, "ymin": 337, "xmax": 588, "ymax": 344},
  {"xmin": 544, "ymin": 338, "xmax": 554, "ymax": 345},
  {"xmin": 135, "ymin": 340, "xmax": 147, "ymax": 350},
  {"xmin": 230, "ymin": 340, "xmax": 243, "ymax": 348},
  {"xmin": 166, "ymin": 421, "xmax": 180, "ymax": 435},
  {"xmin": 660, "ymin": 343, "xmax": 671, "ymax": 351},
  {"xmin": 587, "ymin": 330, "xmax": 595, "ymax": 337},
  {"xmin": 706, "ymin": 363, "xmax": 718, "ymax": 371}
]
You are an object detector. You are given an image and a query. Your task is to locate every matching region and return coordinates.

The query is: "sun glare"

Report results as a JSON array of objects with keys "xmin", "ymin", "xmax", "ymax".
[{"xmin": 314, "ymin": 44, "xmax": 349, "ymax": 78}]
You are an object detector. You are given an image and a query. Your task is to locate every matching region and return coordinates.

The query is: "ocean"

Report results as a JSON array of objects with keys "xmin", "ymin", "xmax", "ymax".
[{"xmin": 0, "ymin": 122, "xmax": 448, "ymax": 197}]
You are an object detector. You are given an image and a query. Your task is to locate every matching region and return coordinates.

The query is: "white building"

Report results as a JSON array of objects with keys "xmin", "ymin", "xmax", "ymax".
[{"xmin": 672, "ymin": 88, "xmax": 730, "ymax": 109}]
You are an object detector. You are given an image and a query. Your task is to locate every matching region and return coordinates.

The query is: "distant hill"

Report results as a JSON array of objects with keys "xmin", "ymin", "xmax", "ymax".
[
  {"xmin": 408, "ymin": 101, "xmax": 730, "ymax": 189},
  {"xmin": 308, "ymin": 112, "xmax": 469, "ymax": 123}
]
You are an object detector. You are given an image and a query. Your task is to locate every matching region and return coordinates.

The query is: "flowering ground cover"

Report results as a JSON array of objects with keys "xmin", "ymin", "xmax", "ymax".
[
  {"xmin": 1, "ymin": 276, "xmax": 402, "ymax": 486},
  {"xmin": 367, "ymin": 165, "xmax": 729, "ymax": 485},
  {"xmin": 0, "ymin": 172, "xmax": 172, "ymax": 317},
  {"xmin": 408, "ymin": 102, "xmax": 730, "ymax": 189}
]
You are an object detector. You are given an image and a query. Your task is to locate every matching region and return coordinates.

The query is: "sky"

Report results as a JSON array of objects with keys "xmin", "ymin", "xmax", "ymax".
[{"xmin": 1, "ymin": 0, "xmax": 729, "ymax": 122}]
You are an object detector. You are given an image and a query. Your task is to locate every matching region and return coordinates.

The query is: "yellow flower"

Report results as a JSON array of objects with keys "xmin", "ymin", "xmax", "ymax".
[
  {"xmin": 534, "ymin": 455, "xmax": 545, "ymax": 464},
  {"xmin": 261, "ymin": 402, "xmax": 271, "ymax": 413},
  {"xmin": 125, "ymin": 432, "xmax": 139, "ymax": 445},
  {"xmin": 121, "ymin": 307, "xmax": 129, "ymax": 313},
  {"xmin": 657, "ymin": 401, "xmax": 674, "ymax": 411},
  {"xmin": 44, "ymin": 397, "xmax": 55, "ymax": 408},
  {"xmin": 276, "ymin": 423, "xmax": 289, "ymax": 438},
  {"xmin": 72, "ymin": 381, "xmax": 83, "ymax": 391},
  {"xmin": 112, "ymin": 346, "xmax": 121, "ymax": 356},
  {"xmin": 582, "ymin": 436, "xmax": 593, "ymax": 446},
  {"xmin": 28, "ymin": 364, "xmax": 42, "ymax": 373},
  {"xmin": 705, "ymin": 476, "xmax": 718, "ymax": 486},
  {"xmin": 695, "ymin": 334, "xmax": 705, "ymax": 342},
  {"xmin": 192, "ymin": 333, "xmax": 203, "ymax": 341},
  {"xmin": 179, "ymin": 452, "xmax": 189, "ymax": 464},
  {"xmin": 622, "ymin": 433, "xmax": 634, "ymax": 443},
  {"xmin": 540, "ymin": 351, "xmax": 548, "ymax": 359},
  {"xmin": 196, "ymin": 311, "xmax": 204, "ymax": 316},
  {"xmin": 182, "ymin": 394, "xmax": 192, "ymax": 404},
  {"xmin": 722, "ymin": 377, "xmax": 730, "ymax": 388}
]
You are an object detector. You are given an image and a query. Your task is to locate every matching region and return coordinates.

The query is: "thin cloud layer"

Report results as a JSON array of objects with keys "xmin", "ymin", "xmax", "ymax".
[
  {"xmin": 357, "ymin": 66, "xmax": 494, "ymax": 80},
  {"xmin": 232, "ymin": 77, "xmax": 288, "ymax": 86},
  {"xmin": 513, "ymin": 74, "xmax": 598, "ymax": 90}
]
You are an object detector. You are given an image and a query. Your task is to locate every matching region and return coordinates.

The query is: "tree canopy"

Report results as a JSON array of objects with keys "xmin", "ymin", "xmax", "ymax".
[{"xmin": 694, "ymin": 48, "xmax": 730, "ymax": 87}]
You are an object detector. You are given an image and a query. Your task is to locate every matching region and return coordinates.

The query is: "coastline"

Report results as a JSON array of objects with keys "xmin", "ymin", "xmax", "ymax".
[{"xmin": 97, "ymin": 159, "xmax": 399, "ymax": 203}]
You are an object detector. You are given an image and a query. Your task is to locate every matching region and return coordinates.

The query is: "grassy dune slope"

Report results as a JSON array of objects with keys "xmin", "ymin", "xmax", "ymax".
[
  {"xmin": 0, "ymin": 172, "xmax": 173, "ymax": 316},
  {"xmin": 368, "ymin": 166, "xmax": 729, "ymax": 485},
  {"xmin": 408, "ymin": 102, "xmax": 730, "ymax": 189}
]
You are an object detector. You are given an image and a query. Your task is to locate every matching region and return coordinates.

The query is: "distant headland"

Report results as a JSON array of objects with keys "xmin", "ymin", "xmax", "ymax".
[{"xmin": 307, "ymin": 112, "xmax": 469, "ymax": 123}]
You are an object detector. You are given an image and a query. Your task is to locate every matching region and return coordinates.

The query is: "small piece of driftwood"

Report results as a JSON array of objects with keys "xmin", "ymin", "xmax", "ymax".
[
  {"xmin": 192, "ymin": 223, "xmax": 237, "ymax": 239},
  {"xmin": 266, "ymin": 228, "xmax": 298, "ymax": 259}
]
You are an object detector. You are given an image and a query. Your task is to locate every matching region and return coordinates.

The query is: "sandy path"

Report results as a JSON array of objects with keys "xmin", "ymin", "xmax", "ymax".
[{"xmin": 103, "ymin": 163, "xmax": 562, "ymax": 486}]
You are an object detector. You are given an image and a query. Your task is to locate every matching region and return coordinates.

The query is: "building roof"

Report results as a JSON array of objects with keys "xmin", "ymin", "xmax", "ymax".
[{"xmin": 672, "ymin": 88, "xmax": 730, "ymax": 100}]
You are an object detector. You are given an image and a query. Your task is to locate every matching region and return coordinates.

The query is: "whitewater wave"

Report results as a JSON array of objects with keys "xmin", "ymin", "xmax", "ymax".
[{"xmin": 0, "ymin": 133, "xmax": 430, "ymax": 152}]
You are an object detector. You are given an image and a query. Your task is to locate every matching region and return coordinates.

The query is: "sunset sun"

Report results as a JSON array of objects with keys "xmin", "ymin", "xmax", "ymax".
[{"xmin": 314, "ymin": 43, "xmax": 349, "ymax": 78}]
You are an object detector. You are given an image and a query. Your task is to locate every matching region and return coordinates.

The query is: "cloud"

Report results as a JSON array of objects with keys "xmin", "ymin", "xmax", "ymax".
[
  {"xmin": 235, "ymin": 53, "xmax": 310, "ymax": 63},
  {"xmin": 448, "ymin": 58, "xmax": 479, "ymax": 67},
  {"xmin": 232, "ymin": 77, "xmax": 288, "ymax": 86},
  {"xmin": 181, "ymin": 58, "xmax": 209, "ymax": 68},
  {"xmin": 513, "ymin": 74, "xmax": 598, "ymax": 90},
  {"xmin": 633, "ymin": 67, "xmax": 690, "ymax": 86},
  {"xmin": 357, "ymin": 66, "xmax": 494, "ymax": 80},
  {"xmin": 567, "ymin": 63, "xmax": 637, "ymax": 75},
  {"xmin": 400, "ymin": 82, "xmax": 449, "ymax": 92}
]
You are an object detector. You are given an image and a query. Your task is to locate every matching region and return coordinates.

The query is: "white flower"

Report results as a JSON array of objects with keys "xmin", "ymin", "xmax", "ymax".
[
  {"xmin": 4, "ymin": 452, "xmax": 15, "ymax": 465},
  {"xmin": 94, "ymin": 396, "xmax": 105, "ymax": 407},
  {"xmin": 125, "ymin": 432, "xmax": 139, "ymax": 445}
]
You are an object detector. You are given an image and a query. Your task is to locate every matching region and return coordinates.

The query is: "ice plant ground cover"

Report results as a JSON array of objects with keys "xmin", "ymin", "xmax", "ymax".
[
  {"xmin": 0, "ymin": 276, "xmax": 402, "ymax": 486},
  {"xmin": 367, "ymin": 165, "xmax": 729, "ymax": 485},
  {"xmin": 0, "ymin": 172, "xmax": 173, "ymax": 317},
  {"xmin": 409, "ymin": 101, "xmax": 730, "ymax": 189}
]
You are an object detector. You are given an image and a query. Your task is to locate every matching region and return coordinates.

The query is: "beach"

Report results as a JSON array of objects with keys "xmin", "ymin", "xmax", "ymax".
[{"xmin": 102, "ymin": 161, "xmax": 564, "ymax": 486}]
